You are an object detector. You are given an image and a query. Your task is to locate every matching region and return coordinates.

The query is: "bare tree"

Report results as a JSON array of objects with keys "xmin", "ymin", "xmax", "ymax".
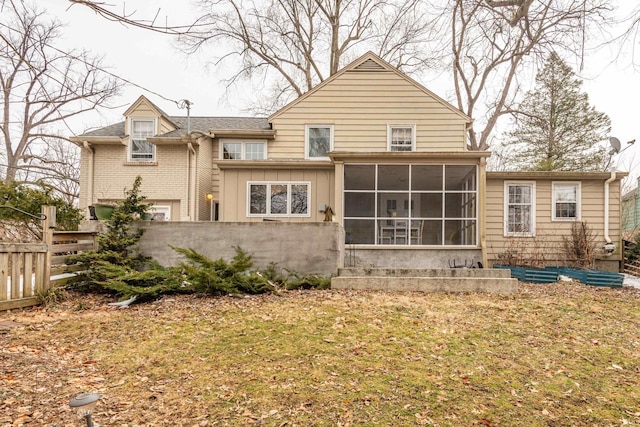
[
  {"xmin": 438, "ymin": 0, "xmax": 611, "ymax": 151},
  {"xmin": 0, "ymin": 1, "xmax": 121, "ymax": 185},
  {"xmin": 70, "ymin": 0, "xmax": 435, "ymax": 112},
  {"xmin": 609, "ymin": 3, "xmax": 640, "ymax": 69},
  {"xmin": 21, "ymin": 138, "xmax": 80, "ymax": 204},
  {"xmin": 485, "ymin": 0, "xmax": 535, "ymax": 26}
]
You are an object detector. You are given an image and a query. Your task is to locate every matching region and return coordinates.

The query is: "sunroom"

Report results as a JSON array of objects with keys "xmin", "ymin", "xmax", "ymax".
[{"xmin": 332, "ymin": 152, "xmax": 489, "ymax": 268}]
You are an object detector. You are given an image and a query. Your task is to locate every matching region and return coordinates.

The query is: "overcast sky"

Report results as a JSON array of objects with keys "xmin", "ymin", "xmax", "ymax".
[{"xmin": 46, "ymin": 0, "xmax": 640, "ymax": 179}]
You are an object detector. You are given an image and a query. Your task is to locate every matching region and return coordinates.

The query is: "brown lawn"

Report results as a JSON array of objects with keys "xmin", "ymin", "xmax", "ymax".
[{"xmin": 1, "ymin": 282, "xmax": 639, "ymax": 426}]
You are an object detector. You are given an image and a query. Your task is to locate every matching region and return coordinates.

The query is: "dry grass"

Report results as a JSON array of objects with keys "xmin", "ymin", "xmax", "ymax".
[{"xmin": 2, "ymin": 283, "xmax": 640, "ymax": 426}]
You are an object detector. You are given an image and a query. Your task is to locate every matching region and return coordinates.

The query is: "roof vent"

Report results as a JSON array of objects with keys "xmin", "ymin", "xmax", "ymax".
[{"xmin": 354, "ymin": 58, "xmax": 386, "ymax": 71}]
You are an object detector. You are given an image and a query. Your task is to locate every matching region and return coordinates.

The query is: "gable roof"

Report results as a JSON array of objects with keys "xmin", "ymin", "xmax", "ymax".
[
  {"xmin": 123, "ymin": 95, "xmax": 179, "ymax": 129},
  {"xmin": 269, "ymin": 51, "xmax": 471, "ymax": 122}
]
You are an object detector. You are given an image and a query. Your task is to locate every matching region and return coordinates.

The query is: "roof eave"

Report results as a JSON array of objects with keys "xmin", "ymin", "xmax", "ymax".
[
  {"xmin": 210, "ymin": 129, "xmax": 277, "ymax": 140},
  {"xmin": 69, "ymin": 136, "xmax": 127, "ymax": 145},
  {"xmin": 329, "ymin": 151, "xmax": 491, "ymax": 162},
  {"xmin": 216, "ymin": 159, "xmax": 334, "ymax": 170},
  {"xmin": 487, "ymin": 171, "xmax": 630, "ymax": 180}
]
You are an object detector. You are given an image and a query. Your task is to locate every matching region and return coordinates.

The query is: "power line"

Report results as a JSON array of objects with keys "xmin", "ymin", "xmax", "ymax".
[{"xmin": 0, "ymin": 19, "xmax": 184, "ymax": 109}]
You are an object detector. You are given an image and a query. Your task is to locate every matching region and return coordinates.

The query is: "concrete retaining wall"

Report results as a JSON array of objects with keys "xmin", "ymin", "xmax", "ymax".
[{"xmin": 135, "ymin": 221, "xmax": 344, "ymax": 276}]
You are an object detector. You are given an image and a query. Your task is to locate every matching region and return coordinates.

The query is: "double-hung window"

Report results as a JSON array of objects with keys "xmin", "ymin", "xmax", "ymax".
[
  {"xmin": 248, "ymin": 182, "xmax": 310, "ymax": 217},
  {"xmin": 130, "ymin": 119, "xmax": 155, "ymax": 161},
  {"xmin": 388, "ymin": 125, "xmax": 415, "ymax": 151},
  {"xmin": 222, "ymin": 140, "xmax": 266, "ymax": 160},
  {"xmin": 552, "ymin": 182, "xmax": 580, "ymax": 221},
  {"xmin": 505, "ymin": 182, "xmax": 535, "ymax": 236},
  {"xmin": 305, "ymin": 125, "xmax": 333, "ymax": 159}
]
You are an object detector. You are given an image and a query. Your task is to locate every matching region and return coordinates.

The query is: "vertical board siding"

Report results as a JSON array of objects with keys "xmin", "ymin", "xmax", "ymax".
[{"xmin": 222, "ymin": 169, "xmax": 335, "ymax": 222}]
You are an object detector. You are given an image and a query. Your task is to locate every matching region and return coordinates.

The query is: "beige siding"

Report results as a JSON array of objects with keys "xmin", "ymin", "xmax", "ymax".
[
  {"xmin": 486, "ymin": 178, "xmax": 623, "ymax": 266},
  {"xmin": 211, "ymin": 139, "xmax": 221, "ymax": 200},
  {"xmin": 124, "ymin": 98, "xmax": 176, "ymax": 135},
  {"xmin": 125, "ymin": 104, "xmax": 155, "ymax": 135},
  {"xmin": 159, "ymin": 117, "xmax": 175, "ymax": 135},
  {"xmin": 197, "ymin": 139, "xmax": 214, "ymax": 221},
  {"xmin": 270, "ymin": 70, "xmax": 468, "ymax": 159},
  {"xmin": 221, "ymin": 169, "xmax": 335, "ymax": 222}
]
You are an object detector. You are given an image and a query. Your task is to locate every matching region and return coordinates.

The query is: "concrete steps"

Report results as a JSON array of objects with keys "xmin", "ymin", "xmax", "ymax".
[{"xmin": 331, "ymin": 268, "xmax": 519, "ymax": 294}]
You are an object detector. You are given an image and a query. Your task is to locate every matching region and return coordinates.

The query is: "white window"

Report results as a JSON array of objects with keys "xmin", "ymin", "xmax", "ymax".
[
  {"xmin": 505, "ymin": 182, "xmax": 536, "ymax": 236},
  {"xmin": 150, "ymin": 205, "xmax": 171, "ymax": 221},
  {"xmin": 248, "ymin": 182, "xmax": 310, "ymax": 217},
  {"xmin": 388, "ymin": 125, "xmax": 416, "ymax": 152},
  {"xmin": 305, "ymin": 125, "xmax": 333, "ymax": 159},
  {"xmin": 221, "ymin": 140, "xmax": 266, "ymax": 160},
  {"xmin": 552, "ymin": 182, "xmax": 580, "ymax": 221},
  {"xmin": 130, "ymin": 119, "xmax": 156, "ymax": 161}
]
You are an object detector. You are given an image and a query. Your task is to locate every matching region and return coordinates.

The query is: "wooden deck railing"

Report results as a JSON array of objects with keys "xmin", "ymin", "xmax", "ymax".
[
  {"xmin": 0, "ymin": 206, "xmax": 97, "ymax": 311},
  {"xmin": 624, "ymin": 260, "xmax": 640, "ymax": 277},
  {"xmin": 49, "ymin": 230, "xmax": 98, "ymax": 286}
]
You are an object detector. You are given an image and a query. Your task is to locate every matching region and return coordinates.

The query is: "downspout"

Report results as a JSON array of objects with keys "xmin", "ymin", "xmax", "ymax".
[
  {"xmin": 82, "ymin": 141, "xmax": 94, "ymax": 207},
  {"xmin": 603, "ymin": 171, "xmax": 616, "ymax": 254},
  {"xmin": 188, "ymin": 141, "xmax": 197, "ymax": 220},
  {"xmin": 479, "ymin": 156, "xmax": 488, "ymax": 268}
]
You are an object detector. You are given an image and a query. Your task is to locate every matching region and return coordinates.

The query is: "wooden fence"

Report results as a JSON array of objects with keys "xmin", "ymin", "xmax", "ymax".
[
  {"xmin": 0, "ymin": 206, "xmax": 97, "ymax": 312},
  {"xmin": 624, "ymin": 260, "xmax": 640, "ymax": 277},
  {"xmin": 0, "ymin": 243, "xmax": 49, "ymax": 311}
]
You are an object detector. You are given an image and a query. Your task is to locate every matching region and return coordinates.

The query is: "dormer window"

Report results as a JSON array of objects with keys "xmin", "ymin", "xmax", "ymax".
[{"xmin": 130, "ymin": 119, "xmax": 156, "ymax": 161}]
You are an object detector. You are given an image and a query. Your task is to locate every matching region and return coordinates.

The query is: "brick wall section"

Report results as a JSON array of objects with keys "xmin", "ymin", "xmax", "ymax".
[{"xmin": 84, "ymin": 144, "xmax": 190, "ymax": 219}]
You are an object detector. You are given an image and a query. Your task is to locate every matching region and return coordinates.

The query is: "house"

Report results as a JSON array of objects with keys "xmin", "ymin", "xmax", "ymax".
[{"xmin": 71, "ymin": 52, "xmax": 626, "ymax": 272}]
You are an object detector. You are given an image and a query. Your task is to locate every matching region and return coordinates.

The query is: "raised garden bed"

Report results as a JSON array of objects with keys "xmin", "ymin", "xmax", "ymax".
[
  {"xmin": 493, "ymin": 265, "xmax": 558, "ymax": 284},
  {"xmin": 493, "ymin": 264, "xmax": 623, "ymax": 288},
  {"xmin": 544, "ymin": 266, "xmax": 623, "ymax": 288}
]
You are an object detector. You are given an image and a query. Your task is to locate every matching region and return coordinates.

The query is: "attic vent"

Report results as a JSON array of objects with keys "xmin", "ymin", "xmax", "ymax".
[{"xmin": 354, "ymin": 58, "xmax": 385, "ymax": 71}]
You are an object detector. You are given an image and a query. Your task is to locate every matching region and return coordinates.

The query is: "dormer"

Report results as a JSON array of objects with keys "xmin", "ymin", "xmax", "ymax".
[{"xmin": 123, "ymin": 96, "xmax": 178, "ymax": 162}]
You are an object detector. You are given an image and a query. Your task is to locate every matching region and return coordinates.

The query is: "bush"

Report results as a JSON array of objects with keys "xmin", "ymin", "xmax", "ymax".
[
  {"xmin": 173, "ymin": 246, "xmax": 273, "ymax": 295},
  {"xmin": 562, "ymin": 222, "xmax": 597, "ymax": 268},
  {"xmin": 69, "ymin": 176, "xmax": 154, "ymax": 294},
  {"xmin": 68, "ymin": 177, "xmax": 330, "ymax": 304},
  {"xmin": 0, "ymin": 182, "xmax": 82, "ymax": 241},
  {"xmin": 625, "ymin": 233, "xmax": 640, "ymax": 264}
]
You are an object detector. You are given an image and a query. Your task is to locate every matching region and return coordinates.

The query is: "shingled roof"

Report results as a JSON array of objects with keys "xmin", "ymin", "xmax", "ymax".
[{"xmin": 79, "ymin": 116, "xmax": 271, "ymax": 138}]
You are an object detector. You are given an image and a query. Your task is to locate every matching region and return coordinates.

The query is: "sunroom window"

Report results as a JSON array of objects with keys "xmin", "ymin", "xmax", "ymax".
[{"xmin": 343, "ymin": 164, "xmax": 477, "ymax": 245}]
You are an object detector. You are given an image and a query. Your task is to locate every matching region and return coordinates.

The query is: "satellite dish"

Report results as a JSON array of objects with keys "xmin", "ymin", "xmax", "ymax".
[{"xmin": 609, "ymin": 137, "xmax": 621, "ymax": 155}]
